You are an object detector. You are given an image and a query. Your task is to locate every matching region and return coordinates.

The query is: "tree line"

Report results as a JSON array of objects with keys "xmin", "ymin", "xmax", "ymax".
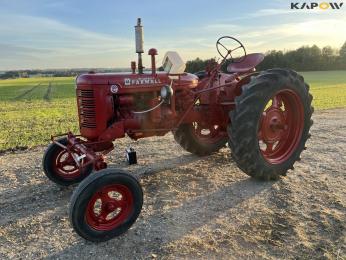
[
  {"xmin": 185, "ymin": 42, "xmax": 346, "ymax": 73},
  {"xmin": 1, "ymin": 42, "xmax": 345, "ymax": 79}
]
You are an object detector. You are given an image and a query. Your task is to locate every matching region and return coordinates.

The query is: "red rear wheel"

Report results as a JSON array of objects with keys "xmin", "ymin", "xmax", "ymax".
[
  {"xmin": 258, "ymin": 90, "xmax": 304, "ymax": 164},
  {"xmin": 229, "ymin": 69, "xmax": 313, "ymax": 180},
  {"xmin": 174, "ymin": 122, "xmax": 228, "ymax": 156},
  {"xmin": 192, "ymin": 122, "xmax": 226, "ymax": 144}
]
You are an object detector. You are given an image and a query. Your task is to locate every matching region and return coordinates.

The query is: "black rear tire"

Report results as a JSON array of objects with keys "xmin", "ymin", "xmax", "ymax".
[
  {"xmin": 173, "ymin": 123, "xmax": 227, "ymax": 156},
  {"xmin": 69, "ymin": 169, "xmax": 143, "ymax": 242},
  {"xmin": 229, "ymin": 69, "xmax": 313, "ymax": 180},
  {"xmin": 42, "ymin": 138, "xmax": 93, "ymax": 186}
]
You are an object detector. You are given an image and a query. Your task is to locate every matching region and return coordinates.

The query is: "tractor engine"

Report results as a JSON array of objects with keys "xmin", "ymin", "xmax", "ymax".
[{"xmin": 76, "ymin": 71, "xmax": 198, "ymax": 142}]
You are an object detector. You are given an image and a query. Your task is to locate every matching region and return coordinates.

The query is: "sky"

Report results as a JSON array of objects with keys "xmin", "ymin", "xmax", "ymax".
[{"xmin": 0, "ymin": 0, "xmax": 345, "ymax": 70}]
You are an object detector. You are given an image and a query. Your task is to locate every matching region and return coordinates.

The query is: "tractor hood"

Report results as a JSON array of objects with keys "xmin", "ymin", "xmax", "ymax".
[
  {"xmin": 76, "ymin": 72, "xmax": 198, "ymax": 91},
  {"xmin": 76, "ymin": 72, "xmax": 169, "ymax": 86}
]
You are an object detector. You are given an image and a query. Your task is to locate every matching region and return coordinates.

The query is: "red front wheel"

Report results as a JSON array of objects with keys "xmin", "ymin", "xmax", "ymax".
[
  {"xmin": 69, "ymin": 169, "xmax": 143, "ymax": 242},
  {"xmin": 42, "ymin": 138, "xmax": 93, "ymax": 186},
  {"xmin": 229, "ymin": 69, "xmax": 313, "ymax": 180}
]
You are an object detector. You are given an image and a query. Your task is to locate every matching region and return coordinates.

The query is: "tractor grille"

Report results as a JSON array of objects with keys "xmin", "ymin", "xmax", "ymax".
[{"xmin": 77, "ymin": 89, "xmax": 96, "ymax": 128}]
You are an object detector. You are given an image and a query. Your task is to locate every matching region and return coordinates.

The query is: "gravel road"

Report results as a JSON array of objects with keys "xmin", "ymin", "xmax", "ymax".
[{"xmin": 0, "ymin": 108, "xmax": 345, "ymax": 259}]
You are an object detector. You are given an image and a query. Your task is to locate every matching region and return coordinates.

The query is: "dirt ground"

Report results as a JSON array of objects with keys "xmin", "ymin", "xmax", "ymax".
[{"xmin": 0, "ymin": 108, "xmax": 345, "ymax": 259}]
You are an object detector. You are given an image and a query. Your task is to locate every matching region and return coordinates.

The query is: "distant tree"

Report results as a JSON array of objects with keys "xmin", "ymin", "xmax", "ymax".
[
  {"xmin": 185, "ymin": 58, "xmax": 217, "ymax": 73},
  {"xmin": 339, "ymin": 42, "xmax": 346, "ymax": 69},
  {"xmin": 185, "ymin": 43, "xmax": 346, "ymax": 73},
  {"xmin": 185, "ymin": 57, "xmax": 203, "ymax": 73},
  {"xmin": 340, "ymin": 41, "xmax": 346, "ymax": 58},
  {"xmin": 322, "ymin": 46, "xmax": 333, "ymax": 57}
]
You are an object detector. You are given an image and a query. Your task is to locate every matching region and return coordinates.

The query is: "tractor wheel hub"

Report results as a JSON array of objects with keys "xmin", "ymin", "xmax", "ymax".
[
  {"xmin": 105, "ymin": 202, "xmax": 117, "ymax": 212},
  {"xmin": 261, "ymin": 108, "xmax": 285, "ymax": 142}
]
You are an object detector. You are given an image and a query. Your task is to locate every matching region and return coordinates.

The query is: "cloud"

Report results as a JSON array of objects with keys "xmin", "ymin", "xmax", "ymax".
[
  {"xmin": 246, "ymin": 8, "xmax": 318, "ymax": 17},
  {"xmin": 205, "ymin": 6, "xmax": 345, "ymax": 26},
  {"xmin": 237, "ymin": 18, "xmax": 346, "ymax": 49},
  {"xmin": 160, "ymin": 13, "xmax": 346, "ymax": 63},
  {"xmin": 1, "ymin": 6, "xmax": 346, "ymax": 70},
  {"xmin": 0, "ymin": 14, "xmax": 134, "ymax": 69},
  {"xmin": 194, "ymin": 8, "xmax": 346, "ymax": 51},
  {"xmin": 208, "ymin": 8, "xmax": 306, "ymax": 24}
]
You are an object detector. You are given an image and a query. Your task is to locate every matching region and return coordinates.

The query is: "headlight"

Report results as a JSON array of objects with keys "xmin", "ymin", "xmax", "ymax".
[{"xmin": 160, "ymin": 85, "xmax": 173, "ymax": 100}]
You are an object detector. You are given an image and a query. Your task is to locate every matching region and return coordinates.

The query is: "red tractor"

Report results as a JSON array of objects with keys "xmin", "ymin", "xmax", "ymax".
[{"xmin": 43, "ymin": 18, "xmax": 313, "ymax": 242}]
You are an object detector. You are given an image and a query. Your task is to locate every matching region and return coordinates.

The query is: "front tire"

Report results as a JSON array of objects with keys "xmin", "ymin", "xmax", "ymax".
[
  {"xmin": 69, "ymin": 169, "xmax": 143, "ymax": 242},
  {"xmin": 42, "ymin": 138, "xmax": 93, "ymax": 186},
  {"xmin": 229, "ymin": 69, "xmax": 313, "ymax": 180}
]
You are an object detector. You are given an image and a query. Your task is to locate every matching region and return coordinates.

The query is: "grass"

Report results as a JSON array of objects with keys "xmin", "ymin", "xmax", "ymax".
[
  {"xmin": 0, "ymin": 77, "xmax": 78, "ymax": 151},
  {"xmin": 0, "ymin": 71, "xmax": 345, "ymax": 152},
  {"xmin": 300, "ymin": 71, "xmax": 346, "ymax": 109}
]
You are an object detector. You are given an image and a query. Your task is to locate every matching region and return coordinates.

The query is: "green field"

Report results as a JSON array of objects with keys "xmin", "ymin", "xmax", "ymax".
[
  {"xmin": 0, "ymin": 71, "xmax": 346, "ymax": 152},
  {"xmin": 300, "ymin": 71, "xmax": 346, "ymax": 109},
  {"xmin": 0, "ymin": 77, "xmax": 78, "ymax": 151}
]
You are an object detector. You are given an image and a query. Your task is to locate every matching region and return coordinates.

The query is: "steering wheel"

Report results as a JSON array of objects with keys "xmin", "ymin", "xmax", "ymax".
[{"xmin": 216, "ymin": 36, "xmax": 247, "ymax": 63}]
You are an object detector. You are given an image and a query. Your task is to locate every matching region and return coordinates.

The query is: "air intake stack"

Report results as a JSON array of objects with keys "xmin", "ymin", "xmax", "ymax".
[{"xmin": 135, "ymin": 18, "xmax": 144, "ymax": 74}]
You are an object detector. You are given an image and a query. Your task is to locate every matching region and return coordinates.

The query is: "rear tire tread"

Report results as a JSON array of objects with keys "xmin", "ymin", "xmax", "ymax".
[{"xmin": 229, "ymin": 68, "xmax": 313, "ymax": 180}]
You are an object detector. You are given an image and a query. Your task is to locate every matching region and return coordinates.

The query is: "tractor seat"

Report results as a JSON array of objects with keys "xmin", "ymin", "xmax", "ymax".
[{"xmin": 227, "ymin": 53, "xmax": 264, "ymax": 73}]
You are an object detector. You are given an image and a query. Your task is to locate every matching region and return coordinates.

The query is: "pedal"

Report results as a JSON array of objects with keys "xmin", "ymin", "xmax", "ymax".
[{"xmin": 126, "ymin": 147, "xmax": 137, "ymax": 165}]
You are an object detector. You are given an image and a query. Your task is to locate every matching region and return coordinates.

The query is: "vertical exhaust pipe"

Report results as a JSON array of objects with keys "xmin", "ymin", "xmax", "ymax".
[{"xmin": 135, "ymin": 18, "xmax": 144, "ymax": 74}]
